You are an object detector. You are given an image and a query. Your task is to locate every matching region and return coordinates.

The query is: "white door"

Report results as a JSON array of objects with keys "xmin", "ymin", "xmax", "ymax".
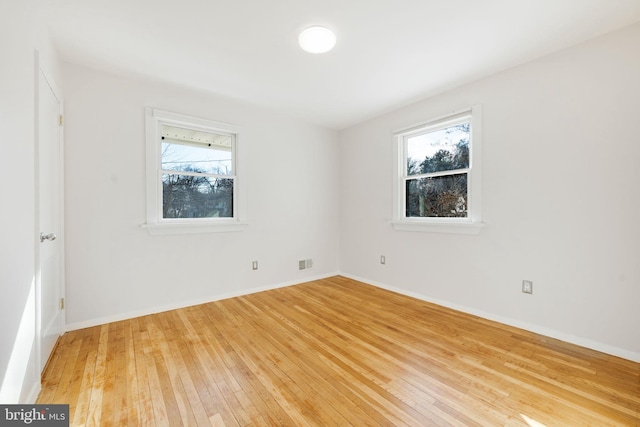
[{"xmin": 38, "ymin": 67, "xmax": 65, "ymax": 374}]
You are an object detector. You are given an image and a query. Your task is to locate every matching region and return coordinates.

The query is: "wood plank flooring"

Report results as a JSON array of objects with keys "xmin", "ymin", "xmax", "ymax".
[{"xmin": 38, "ymin": 276, "xmax": 640, "ymax": 426}]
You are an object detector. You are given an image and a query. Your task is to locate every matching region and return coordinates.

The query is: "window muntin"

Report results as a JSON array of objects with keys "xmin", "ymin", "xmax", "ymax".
[{"xmin": 393, "ymin": 106, "xmax": 482, "ymax": 233}]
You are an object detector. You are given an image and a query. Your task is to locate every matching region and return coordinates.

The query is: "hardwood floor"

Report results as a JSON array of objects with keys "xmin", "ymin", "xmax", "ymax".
[{"xmin": 38, "ymin": 276, "xmax": 640, "ymax": 426}]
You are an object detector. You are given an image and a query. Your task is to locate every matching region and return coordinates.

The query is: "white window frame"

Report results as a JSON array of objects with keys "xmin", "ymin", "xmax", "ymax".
[
  {"xmin": 142, "ymin": 108, "xmax": 248, "ymax": 235},
  {"xmin": 391, "ymin": 105, "xmax": 483, "ymax": 235}
]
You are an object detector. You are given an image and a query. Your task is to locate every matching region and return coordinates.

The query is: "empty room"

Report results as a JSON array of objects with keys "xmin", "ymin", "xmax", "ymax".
[{"xmin": 1, "ymin": 0, "xmax": 639, "ymax": 425}]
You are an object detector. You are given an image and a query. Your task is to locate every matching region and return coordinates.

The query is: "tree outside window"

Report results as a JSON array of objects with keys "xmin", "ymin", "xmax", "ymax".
[
  {"xmin": 160, "ymin": 125, "xmax": 234, "ymax": 219},
  {"xmin": 404, "ymin": 121, "xmax": 471, "ymax": 218}
]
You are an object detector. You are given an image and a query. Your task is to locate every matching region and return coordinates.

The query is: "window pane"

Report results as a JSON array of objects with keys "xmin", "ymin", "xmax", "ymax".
[
  {"xmin": 161, "ymin": 125, "xmax": 233, "ymax": 175},
  {"xmin": 162, "ymin": 174, "xmax": 233, "ymax": 218},
  {"xmin": 406, "ymin": 173, "xmax": 467, "ymax": 218},
  {"xmin": 407, "ymin": 122, "xmax": 469, "ymax": 175}
]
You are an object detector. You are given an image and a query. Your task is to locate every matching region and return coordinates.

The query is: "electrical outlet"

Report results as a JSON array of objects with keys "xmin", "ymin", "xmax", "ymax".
[
  {"xmin": 380, "ymin": 255, "xmax": 386, "ymax": 265},
  {"xmin": 522, "ymin": 280, "xmax": 533, "ymax": 294},
  {"xmin": 305, "ymin": 259, "xmax": 313, "ymax": 269},
  {"xmin": 252, "ymin": 261, "xmax": 258, "ymax": 270}
]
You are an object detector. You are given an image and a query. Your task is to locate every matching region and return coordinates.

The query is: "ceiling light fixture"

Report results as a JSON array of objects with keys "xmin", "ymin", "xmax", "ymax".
[{"xmin": 298, "ymin": 26, "xmax": 336, "ymax": 54}]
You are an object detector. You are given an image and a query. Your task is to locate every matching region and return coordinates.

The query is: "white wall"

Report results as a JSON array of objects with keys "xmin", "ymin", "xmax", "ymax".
[
  {"xmin": 3, "ymin": 3, "xmax": 636, "ymax": 406},
  {"xmin": 339, "ymin": 23, "xmax": 640, "ymax": 361},
  {"xmin": 63, "ymin": 64, "xmax": 340, "ymax": 329},
  {"xmin": 0, "ymin": 1, "xmax": 62, "ymax": 403}
]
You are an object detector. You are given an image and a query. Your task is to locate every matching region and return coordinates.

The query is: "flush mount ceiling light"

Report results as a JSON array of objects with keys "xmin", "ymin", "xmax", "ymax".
[{"xmin": 298, "ymin": 26, "xmax": 336, "ymax": 54}]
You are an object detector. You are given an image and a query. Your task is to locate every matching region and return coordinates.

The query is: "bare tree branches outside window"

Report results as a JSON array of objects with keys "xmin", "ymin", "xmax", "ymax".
[
  {"xmin": 160, "ymin": 126, "xmax": 234, "ymax": 219},
  {"xmin": 405, "ymin": 123, "xmax": 470, "ymax": 218}
]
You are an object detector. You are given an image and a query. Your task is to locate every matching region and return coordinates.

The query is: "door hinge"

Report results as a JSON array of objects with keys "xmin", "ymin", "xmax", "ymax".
[
  {"xmin": 60, "ymin": 298, "xmax": 65, "ymax": 310},
  {"xmin": 58, "ymin": 114, "xmax": 63, "ymax": 126}
]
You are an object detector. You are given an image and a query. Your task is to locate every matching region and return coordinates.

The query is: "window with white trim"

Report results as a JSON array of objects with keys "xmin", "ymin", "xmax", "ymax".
[
  {"xmin": 144, "ymin": 108, "xmax": 247, "ymax": 235},
  {"xmin": 392, "ymin": 106, "xmax": 483, "ymax": 234}
]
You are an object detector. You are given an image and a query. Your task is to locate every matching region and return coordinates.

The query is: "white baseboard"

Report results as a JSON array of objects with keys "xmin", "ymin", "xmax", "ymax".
[
  {"xmin": 65, "ymin": 272, "xmax": 339, "ymax": 332},
  {"xmin": 24, "ymin": 381, "xmax": 41, "ymax": 404},
  {"xmin": 64, "ymin": 271, "xmax": 640, "ymax": 363},
  {"xmin": 339, "ymin": 273, "xmax": 640, "ymax": 363}
]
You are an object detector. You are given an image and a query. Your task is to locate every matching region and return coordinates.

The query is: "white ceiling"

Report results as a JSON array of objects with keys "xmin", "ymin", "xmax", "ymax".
[{"xmin": 43, "ymin": 0, "xmax": 640, "ymax": 130}]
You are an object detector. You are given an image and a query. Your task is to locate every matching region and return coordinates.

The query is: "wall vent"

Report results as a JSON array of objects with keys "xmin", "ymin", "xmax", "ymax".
[{"xmin": 299, "ymin": 259, "xmax": 313, "ymax": 270}]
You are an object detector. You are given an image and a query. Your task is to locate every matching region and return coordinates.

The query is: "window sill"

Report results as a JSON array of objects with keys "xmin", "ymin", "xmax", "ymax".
[
  {"xmin": 142, "ymin": 221, "xmax": 249, "ymax": 236},
  {"xmin": 391, "ymin": 220, "xmax": 484, "ymax": 235}
]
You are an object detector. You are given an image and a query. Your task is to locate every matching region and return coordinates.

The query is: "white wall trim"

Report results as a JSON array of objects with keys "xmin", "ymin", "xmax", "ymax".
[
  {"xmin": 25, "ymin": 382, "xmax": 42, "ymax": 404},
  {"xmin": 65, "ymin": 272, "xmax": 340, "ymax": 332},
  {"xmin": 141, "ymin": 221, "xmax": 249, "ymax": 235},
  {"xmin": 390, "ymin": 220, "xmax": 485, "ymax": 234},
  {"xmin": 391, "ymin": 104, "xmax": 483, "ymax": 233},
  {"xmin": 143, "ymin": 107, "xmax": 247, "ymax": 234},
  {"xmin": 339, "ymin": 273, "xmax": 640, "ymax": 363}
]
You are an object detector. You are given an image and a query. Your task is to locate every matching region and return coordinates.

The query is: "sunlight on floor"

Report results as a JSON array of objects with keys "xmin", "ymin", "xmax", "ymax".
[
  {"xmin": 521, "ymin": 413, "xmax": 547, "ymax": 427},
  {"xmin": 0, "ymin": 280, "xmax": 36, "ymax": 403}
]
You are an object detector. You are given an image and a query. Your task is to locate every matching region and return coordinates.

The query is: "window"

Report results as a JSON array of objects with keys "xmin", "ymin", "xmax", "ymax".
[
  {"xmin": 392, "ymin": 106, "xmax": 483, "ymax": 234},
  {"xmin": 143, "ymin": 108, "xmax": 247, "ymax": 235}
]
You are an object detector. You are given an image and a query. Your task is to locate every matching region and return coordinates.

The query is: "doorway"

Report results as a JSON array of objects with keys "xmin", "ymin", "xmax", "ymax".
[{"xmin": 37, "ymin": 62, "xmax": 65, "ymax": 374}]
